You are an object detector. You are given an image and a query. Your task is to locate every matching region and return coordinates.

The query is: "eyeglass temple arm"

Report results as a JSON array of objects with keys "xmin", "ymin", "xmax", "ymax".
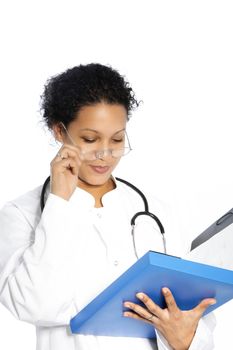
[{"xmin": 60, "ymin": 122, "xmax": 77, "ymax": 146}]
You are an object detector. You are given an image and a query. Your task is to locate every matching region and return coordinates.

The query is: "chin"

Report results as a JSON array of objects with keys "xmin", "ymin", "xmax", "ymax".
[{"xmin": 78, "ymin": 173, "xmax": 111, "ymax": 186}]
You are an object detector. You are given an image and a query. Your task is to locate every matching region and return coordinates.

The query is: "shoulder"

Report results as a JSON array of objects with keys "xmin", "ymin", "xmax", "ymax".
[
  {"xmin": 0, "ymin": 186, "xmax": 43, "ymax": 268},
  {"xmin": 0, "ymin": 186, "xmax": 43, "ymax": 229}
]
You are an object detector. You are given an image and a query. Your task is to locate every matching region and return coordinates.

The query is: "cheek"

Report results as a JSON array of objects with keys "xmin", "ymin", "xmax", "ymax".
[
  {"xmin": 109, "ymin": 157, "xmax": 121, "ymax": 172},
  {"xmin": 111, "ymin": 156, "xmax": 121, "ymax": 166}
]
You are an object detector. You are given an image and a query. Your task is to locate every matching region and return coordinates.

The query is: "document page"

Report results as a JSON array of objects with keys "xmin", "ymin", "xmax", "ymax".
[{"xmin": 185, "ymin": 223, "xmax": 233, "ymax": 270}]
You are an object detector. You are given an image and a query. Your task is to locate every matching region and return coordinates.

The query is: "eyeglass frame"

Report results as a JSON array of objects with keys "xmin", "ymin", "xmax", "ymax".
[{"xmin": 59, "ymin": 122, "xmax": 132, "ymax": 160}]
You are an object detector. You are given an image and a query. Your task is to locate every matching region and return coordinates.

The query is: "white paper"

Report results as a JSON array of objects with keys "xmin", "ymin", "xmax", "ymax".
[{"xmin": 185, "ymin": 223, "xmax": 233, "ymax": 270}]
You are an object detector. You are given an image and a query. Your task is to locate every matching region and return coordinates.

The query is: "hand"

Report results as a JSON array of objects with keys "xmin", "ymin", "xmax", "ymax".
[
  {"xmin": 123, "ymin": 288, "xmax": 216, "ymax": 350},
  {"xmin": 50, "ymin": 144, "xmax": 82, "ymax": 200}
]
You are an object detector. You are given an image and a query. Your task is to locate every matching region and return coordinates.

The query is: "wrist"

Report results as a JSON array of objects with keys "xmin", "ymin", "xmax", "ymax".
[
  {"xmin": 172, "ymin": 334, "xmax": 194, "ymax": 350},
  {"xmin": 50, "ymin": 190, "xmax": 70, "ymax": 201}
]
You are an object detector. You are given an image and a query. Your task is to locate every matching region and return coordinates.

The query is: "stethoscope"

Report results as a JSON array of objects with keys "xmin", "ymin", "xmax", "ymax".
[{"xmin": 40, "ymin": 176, "xmax": 166, "ymax": 258}]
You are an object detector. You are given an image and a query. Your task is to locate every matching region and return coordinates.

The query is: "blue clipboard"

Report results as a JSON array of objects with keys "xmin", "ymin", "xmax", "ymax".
[{"xmin": 70, "ymin": 251, "xmax": 233, "ymax": 338}]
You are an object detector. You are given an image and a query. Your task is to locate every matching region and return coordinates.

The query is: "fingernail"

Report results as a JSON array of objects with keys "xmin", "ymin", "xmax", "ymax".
[
  {"xmin": 162, "ymin": 287, "xmax": 169, "ymax": 294},
  {"xmin": 124, "ymin": 302, "xmax": 130, "ymax": 308},
  {"xmin": 136, "ymin": 293, "xmax": 144, "ymax": 300},
  {"xmin": 210, "ymin": 299, "xmax": 217, "ymax": 305}
]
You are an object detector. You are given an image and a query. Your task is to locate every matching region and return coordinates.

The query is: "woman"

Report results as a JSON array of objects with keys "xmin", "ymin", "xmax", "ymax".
[{"xmin": 0, "ymin": 63, "xmax": 216, "ymax": 350}]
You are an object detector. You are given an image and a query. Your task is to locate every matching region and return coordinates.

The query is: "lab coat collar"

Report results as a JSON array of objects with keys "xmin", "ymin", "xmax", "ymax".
[{"xmin": 69, "ymin": 176, "xmax": 120, "ymax": 209}]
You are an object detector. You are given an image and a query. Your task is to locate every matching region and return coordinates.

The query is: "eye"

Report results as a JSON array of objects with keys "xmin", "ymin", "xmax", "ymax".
[
  {"xmin": 112, "ymin": 138, "xmax": 124, "ymax": 143},
  {"xmin": 82, "ymin": 137, "xmax": 96, "ymax": 143}
]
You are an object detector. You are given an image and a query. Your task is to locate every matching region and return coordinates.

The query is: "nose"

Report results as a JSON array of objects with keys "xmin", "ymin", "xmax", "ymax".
[{"xmin": 95, "ymin": 149, "xmax": 112, "ymax": 160}]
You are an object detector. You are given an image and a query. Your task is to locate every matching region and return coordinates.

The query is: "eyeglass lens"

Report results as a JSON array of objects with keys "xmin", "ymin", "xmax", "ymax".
[{"xmin": 60, "ymin": 122, "xmax": 132, "ymax": 160}]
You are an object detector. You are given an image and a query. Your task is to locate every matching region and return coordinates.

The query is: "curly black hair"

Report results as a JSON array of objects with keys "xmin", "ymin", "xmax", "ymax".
[{"xmin": 40, "ymin": 63, "xmax": 140, "ymax": 128}]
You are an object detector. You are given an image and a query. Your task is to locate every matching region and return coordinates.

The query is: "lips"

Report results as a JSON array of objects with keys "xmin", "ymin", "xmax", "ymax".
[{"xmin": 90, "ymin": 165, "xmax": 110, "ymax": 174}]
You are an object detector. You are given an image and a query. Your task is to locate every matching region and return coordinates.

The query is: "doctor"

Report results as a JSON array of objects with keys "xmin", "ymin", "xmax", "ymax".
[{"xmin": 0, "ymin": 63, "xmax": 216, "ymax": 350}]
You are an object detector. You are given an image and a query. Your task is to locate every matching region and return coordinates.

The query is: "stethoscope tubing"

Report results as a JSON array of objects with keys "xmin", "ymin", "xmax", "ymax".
[{"xmin": 40, "ymin": 176, "xmax": 166, "ymax": 256}]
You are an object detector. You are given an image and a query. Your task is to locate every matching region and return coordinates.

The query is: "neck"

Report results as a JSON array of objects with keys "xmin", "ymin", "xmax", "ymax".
[{"xmin": 77, "ymin": 177, "xmax": 115, "ymax": 207}]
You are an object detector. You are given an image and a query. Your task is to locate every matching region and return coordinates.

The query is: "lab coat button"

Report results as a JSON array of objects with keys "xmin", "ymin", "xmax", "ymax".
[
  {"xmin": 114, "ymin": 260, "xmax": 119, "ymax": 266},
  {"xmin": 97, "ymin": 212, "xmax": 102, "ymax": 218}
]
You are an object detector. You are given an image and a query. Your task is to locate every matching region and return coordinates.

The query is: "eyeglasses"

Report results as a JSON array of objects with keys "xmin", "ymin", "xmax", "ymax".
[{"xmin": 60, "ymin": 122, "xmax": 132, "ymax": 161}]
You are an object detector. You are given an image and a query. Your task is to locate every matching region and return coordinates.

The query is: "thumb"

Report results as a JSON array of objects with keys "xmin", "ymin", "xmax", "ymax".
[{"xmin": 193, "ymin": 298, "xmax": 217, "ymax": 318}]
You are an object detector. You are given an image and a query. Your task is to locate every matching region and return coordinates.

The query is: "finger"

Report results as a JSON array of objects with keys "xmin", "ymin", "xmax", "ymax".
[
  {"xmin": 123, "ymin": 310, "xmax": 159, "ymax": 326},
  {"xmin": 52, "ymin": 158, "xmax": 80, "ymax": 176},
  {"xmin": 63, "ymin": 158, "xmax": 80, "ymax": 175},
  {"xmin": 55, "ymin": 153, "xmax": 67, "ymax": 161},
  {"xmin": 124, "ymin": 301, "xmax": 154, "ymax": 320},
  {"xmin": 135, "ymin": 293, "xmax": 163, "ymax": 318},
  {"xmin": 192, "ymin": 298, "xmax": 216, "ymax": 318},
  {"xmin": 52, "ymin": 144, "xmax": 82, "ymax": 164},
  {"xmin": 162, "ymin": 287, "xmax": 179, "ymax": 313},
  {"xmin": 52, "ymin": 152, "xmax": 82, "ymax": 170},
  {"xmin": 123, "ymin": 302, "xmax": 159, "ymax": 326},
  {"xmin": 60, "ymin": 143, "xmax": 81, "ymax": 153}
]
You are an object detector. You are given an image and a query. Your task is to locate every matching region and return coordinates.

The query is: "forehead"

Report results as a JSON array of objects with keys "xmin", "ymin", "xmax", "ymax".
[{"xmin": 69, "ymin": 103, "xmax": 128, "ymax": 133}]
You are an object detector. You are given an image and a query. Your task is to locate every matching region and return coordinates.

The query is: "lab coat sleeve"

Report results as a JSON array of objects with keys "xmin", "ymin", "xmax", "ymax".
[
  {"xmin": 0, "ymin": 194, "xmax": 77, "ymax": 327},
  {"xmin": 156, "ymin": 312, "xmax": 216, "ymax": 349}
]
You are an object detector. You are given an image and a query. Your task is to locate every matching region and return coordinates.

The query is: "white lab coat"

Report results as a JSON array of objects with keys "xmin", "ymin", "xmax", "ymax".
[{"xmin": 0, "ymin": 179, "xmax": 215, "ymax": 350}]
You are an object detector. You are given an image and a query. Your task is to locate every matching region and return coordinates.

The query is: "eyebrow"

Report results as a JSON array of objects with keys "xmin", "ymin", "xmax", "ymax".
[{"xmin": 79, "ymin": 128, "xmax": 126, "ymax": 135}]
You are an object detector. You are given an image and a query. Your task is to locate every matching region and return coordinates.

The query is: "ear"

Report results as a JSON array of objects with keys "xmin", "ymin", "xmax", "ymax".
[{"xmin": 52, "ymin": 123, "xmax": 64, "ymax": 143}]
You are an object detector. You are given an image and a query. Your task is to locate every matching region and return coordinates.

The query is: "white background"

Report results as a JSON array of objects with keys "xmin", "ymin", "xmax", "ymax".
[{"xmin": 0, "ymin": 0, "xmax": 232, "ymax": 348}]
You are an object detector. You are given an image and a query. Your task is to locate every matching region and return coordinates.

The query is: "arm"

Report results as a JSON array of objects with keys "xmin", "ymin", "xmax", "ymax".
[
  {"xmin": 0, "ymin": 143, "xmax": 83, "ymax": 326},
  {"xmin": 0, "ymin": 194, "xmax": 77, "ymax": 327}
]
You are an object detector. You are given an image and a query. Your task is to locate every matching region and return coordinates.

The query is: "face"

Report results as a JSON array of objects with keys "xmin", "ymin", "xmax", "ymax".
[{"xmin": 55, "ymin": 103, "xmax": 128, "ymax": 186}]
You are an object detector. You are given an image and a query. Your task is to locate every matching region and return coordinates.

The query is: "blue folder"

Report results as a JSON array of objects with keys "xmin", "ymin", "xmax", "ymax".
[{"xmin": 70, "ymin": 251, "xmax": 233, "ymax": 338}]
